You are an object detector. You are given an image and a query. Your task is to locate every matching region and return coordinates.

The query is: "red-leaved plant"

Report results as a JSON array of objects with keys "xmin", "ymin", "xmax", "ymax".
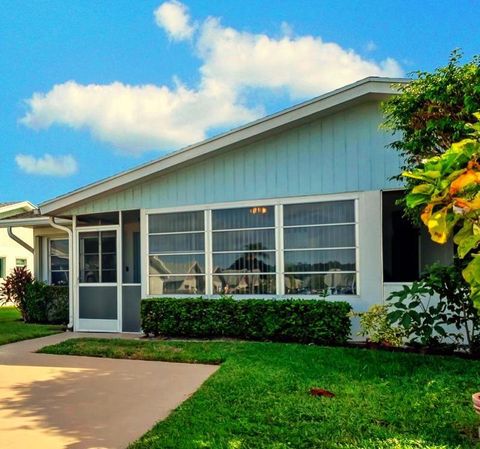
[{"xmin": 0, "ymin": 266, "xmax": 33, "ymax": 322}]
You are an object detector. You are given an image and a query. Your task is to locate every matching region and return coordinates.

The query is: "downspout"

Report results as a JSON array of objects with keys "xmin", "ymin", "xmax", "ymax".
[
  {"xmin": 49, "ymin": 217, "xmax": 74, "ymax": 330},
  {"xmin": 7, "ymin": 227, "xmax": 34, "ymax": 253}
]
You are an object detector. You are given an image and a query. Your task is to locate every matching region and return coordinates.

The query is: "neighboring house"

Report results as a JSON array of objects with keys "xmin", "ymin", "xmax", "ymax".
[
  {"xmin": 0, "ymin": 77, "xmax": 453, "ymax": 332},
  {"xmin": 0, "ymin": 202, "xmax": 35, "ymax": 282}
]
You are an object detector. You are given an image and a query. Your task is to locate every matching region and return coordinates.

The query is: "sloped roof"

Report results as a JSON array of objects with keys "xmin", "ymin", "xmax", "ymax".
[
  {"xmin": 0, "ymin": 201, "xmax": 37, "ymax": 220},
  {"xmin": 39, "ymin": 76, "xmax": 407, "ymax": 215}
]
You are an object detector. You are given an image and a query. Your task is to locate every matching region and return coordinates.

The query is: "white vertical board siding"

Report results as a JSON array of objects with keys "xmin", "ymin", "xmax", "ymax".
[{"xmin": 62, "ymin": 101, "xmax": 403, "ymax": 216}]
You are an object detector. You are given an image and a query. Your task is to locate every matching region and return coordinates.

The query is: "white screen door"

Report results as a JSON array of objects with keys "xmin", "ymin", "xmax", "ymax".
[{"xmin": 76, "ymin": 227, "xmax": 121, "ymax": 332}]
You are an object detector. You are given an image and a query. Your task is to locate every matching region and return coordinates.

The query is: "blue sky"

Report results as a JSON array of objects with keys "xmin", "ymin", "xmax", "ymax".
[{"xmin": 0, "ymin": 0, "xmax": 479, "ymax": 204}]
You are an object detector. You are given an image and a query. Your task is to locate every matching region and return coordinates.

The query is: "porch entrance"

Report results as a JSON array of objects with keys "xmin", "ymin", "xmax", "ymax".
[{"xmin": 76, "ymin": 226, "xmax": 121, "ymax": 332}]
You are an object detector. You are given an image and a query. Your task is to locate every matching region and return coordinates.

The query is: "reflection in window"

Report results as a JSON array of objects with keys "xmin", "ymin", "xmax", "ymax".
[
  {"xmin": 283, "ymin": 201, "xmax": 357, "ymax": 295},
  {"xmin": 212, "ymin": 206, "xmax": 275, "ymax": 294},
  {"xmin": 50, "ymin": 239, "xmax": 69, "ymax": 285},
  {"xmin": 213, "ymin": 274, "xmax": 275, "ymax": 295},
  {"xmin": 148, "ymin": 211, "xmax": 205, "ymax": 294}
]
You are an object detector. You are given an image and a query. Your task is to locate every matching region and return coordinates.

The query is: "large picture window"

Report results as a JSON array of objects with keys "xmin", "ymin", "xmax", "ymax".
[
  {"xmin": 49, "ymin": 239, "xmax": 69, "ymax": 285},
  {"xmin": 148, "ymin": 211, "xmax": 205, "ymax": 295},
  {"xmin": 212, "ymin": 206, "xmax": 276, "ymax": 295},
  {"xmin": 283, "ymin": 200, "xmax": 357, "ymax": 295},
  {"xmin": 146, "ymin": 198, "xmax": 358, "ymax": 297}
]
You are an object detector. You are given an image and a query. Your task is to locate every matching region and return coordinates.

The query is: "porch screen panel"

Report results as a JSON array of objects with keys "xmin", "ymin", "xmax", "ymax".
[
  {"xmin": 148, "ymin": 211, "xmax": 205, "ymax": 294},
  {"xmin": 283, "ymin": 200, "xmax": 357, "ymax": 295},
  {"xmin": 212, "ymin": 206, "xmax": 276, "ymax": 295}
]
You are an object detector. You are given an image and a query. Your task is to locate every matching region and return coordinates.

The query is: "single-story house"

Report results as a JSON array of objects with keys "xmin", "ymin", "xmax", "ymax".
[
  {"xmin": 0, "ymin": 201, "xmax": 35, "ymax": 280},
  {"xmin": 0, "ymin": 77, "xmax": 453, "ymax": 333}
]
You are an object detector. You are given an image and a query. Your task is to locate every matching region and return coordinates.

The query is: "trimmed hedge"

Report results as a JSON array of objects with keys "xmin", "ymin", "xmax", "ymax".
[
  {"xmin": 141, "ymin": 297, "xmax": 352, "ymax": 344},
  {"xmin": 24, "ymin": 281, "xmax": 69, "ymax": 324}
]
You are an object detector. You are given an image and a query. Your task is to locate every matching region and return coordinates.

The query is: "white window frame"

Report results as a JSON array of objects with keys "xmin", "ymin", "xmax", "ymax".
[
  {"xmin": 142, "ymin": 192, "xmax": 360, "ymax": 299},
  {"xmin": 48, "ymin": 237, "xmax": 69, "ymax": 285},
  {"xmin": 15, "ymin": 257, "xmax": 27, "ymax": 267},
  {"xmin": 148, "ymin": 210, "xmax": 206, "ymax": 295}
]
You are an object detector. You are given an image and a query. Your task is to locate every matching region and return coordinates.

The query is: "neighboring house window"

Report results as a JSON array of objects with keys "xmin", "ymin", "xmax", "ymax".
[
  {"xmin": 50, "ymin": 239, "xmax": 69, "ymax": 285},
  {"xmin": 0, "ymin": 257, "xmax": 6, "ymax": 278},
  {"xmin": 283, "ymin": 200, "xmax": 357, "ymax": 295},
  {"xmin": 15, "ymin": 258, "xmax": 27, "ymax": 267},
  {"xmin": 212, "ymin": 206, "xmax": 276, "ymax": 294},
  {"xmin": 148, "ymin": 211, "xmax": 205, "ymax": 294}
]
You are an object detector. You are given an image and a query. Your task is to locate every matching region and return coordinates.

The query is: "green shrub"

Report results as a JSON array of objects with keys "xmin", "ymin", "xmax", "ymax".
[
  {"xmin": 387, "ymin": 263, "xmax": 480, "ymax": 353},
  {"xmin": 0, "ymin": 266, "xmax": 34, "ymax": 321},
  {"xmin": 141, "ymin": 297, "xmax": 352, "ymax": 344},
  {"xmin": 24, "ymin": 281, "xmax": 68, "ymax": 325},
  {"xmin": 351, "ymin": 304, "xmax": 405, "ymax": 346}
]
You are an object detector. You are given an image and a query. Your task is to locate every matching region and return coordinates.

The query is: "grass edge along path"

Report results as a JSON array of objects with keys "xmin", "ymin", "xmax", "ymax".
[
  {"xmin": 40, "ymin": 337, "xmax": 480, "ymax": 449},
  {"xmin": 0, "ymin": 306, "xmax": 62, "ymax": 346}
]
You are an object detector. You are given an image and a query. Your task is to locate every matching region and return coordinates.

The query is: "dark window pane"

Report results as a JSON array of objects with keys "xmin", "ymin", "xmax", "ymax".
[
  {"xmin": 51, "ymin": 255, "xmax": 69, "ymax": 271},
  {"xmin": 284, "ymin": 273, "xmax": 356, "ymax": 295},
  {"xmin": 102, "ymin": 254, "xmax": 116, "ymax": 270},
  {"xmin": 284, "ymin": 201, "xmax": 355, "ymax": 226},
  {"xmin": 50, "ymin": 239, "xmax": 69, "ymax": 271},
  {"xmin": 77, "ymin": 212, "xmax": 119, "ymax": 226},
  {"xmin": 101, "ymin": 233, "xmax": 116, "ymax": 253},
  {"xmin": 382, "ymin": 191, "xmax": 420, "ymax": 282},
  {"xmin": 149, "ymin": 211, "xmax": 204, "ymax": 233},
  {"xmin": 213, "ymin": 252, "xmax": 275, "ymax": 273},
  {"xmin": 84, "ymin": 254, "xmax": 99, "ymax": 271},
  {"xmin": 82, "ymin": 234, "xmax": 99, "ymax": 254},
  {"xmin": 149, "ymin": 233, "xmax": 204, "ymax": 253},
  {"xmin": 102, "ymin": 270, "xmax": 117, "ymax": 283},
  {"xmin": 212, "ymin": 274, "xmax": 276, "ymax": 295},
  {"xmin": 51, "ymin": 271, "xmax": 68, "ymax": 285},
  {"xmin": 212, "ymin": 206, "xmax": 274, "ymax": 230},
  {"xmin": 212, "ymin": 229, "xmax": 275, "ymax": 252},
  {"xmin": 284, "ymin": 249, "xmax": 356, "ymax": 272},
  {"xmin": 284, "ymin": 225, "xmax": 355, "ymax": 249},
  {"xmin": 149, "ymin": 275, "xmax": 205, "ymax": 295},
  {"xmin": 149, "ymin": 255, "xmax": 205, "ymax": 275},
  {"xmin": 81, "ymin": 270, "xmax": 99, "ymax": 283}
]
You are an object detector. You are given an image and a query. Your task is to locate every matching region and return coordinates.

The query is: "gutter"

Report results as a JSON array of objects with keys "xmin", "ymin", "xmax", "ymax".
[
  {"xmin": 48, "ymin": 217, "xmax": 74, "ymax": 330},
  {"xmin": 7, "ymin": 227, "xmax": 34, "ymax": 253}
]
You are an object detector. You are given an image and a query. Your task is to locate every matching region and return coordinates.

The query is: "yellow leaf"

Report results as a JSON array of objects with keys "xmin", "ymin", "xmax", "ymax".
[
  {"xmin": 420, "ymin": 204, "xmax": 433, "ymax": 226},
  {"xmin": 426, "ymin": 206, "xmax": 457, "ymax": 244},
  {"xmin": 449, "ymin": 169, "xmax": 480, "ymax": 195}
]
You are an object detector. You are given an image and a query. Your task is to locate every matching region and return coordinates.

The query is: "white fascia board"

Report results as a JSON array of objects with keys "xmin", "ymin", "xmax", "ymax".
[
  {"xmin": 0, "ymin": 217, "xmax": 71, "ymax": 228},
  {"xmin": 0, "ymin": 201, "xmax": 37, "ymax": 217},
  {"xmin": 39, "ymin": 77, "xmax": 408, "ymax": 215}
]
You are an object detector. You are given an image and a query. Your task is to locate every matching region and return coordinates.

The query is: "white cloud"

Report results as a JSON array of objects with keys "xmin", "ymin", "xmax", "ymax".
[
  {"xmin": 20, "ymin": 1, "xmax": 404, "ymax": 154},
  {"xmin": 21, "ymin": 80, "xmax": 260, "ymax": 154},
  {"xmin": 15, "ymin": 153, "xmax": 78, "ymax": 177},
  {"xmin": 154, "ymin": 0, "xmax": 195, "ymax": 41},
  {"xmin": 197, "ymin": 17, "xmax": 402, "ymax": 98}
]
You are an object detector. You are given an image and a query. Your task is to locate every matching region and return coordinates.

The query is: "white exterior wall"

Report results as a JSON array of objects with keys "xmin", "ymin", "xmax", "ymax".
[{"xmin": 0, "ymin": 227, "xmax": 34, "ymax": 281}]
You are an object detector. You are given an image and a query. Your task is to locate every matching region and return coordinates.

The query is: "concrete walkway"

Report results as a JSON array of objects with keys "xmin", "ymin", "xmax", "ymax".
[{"xmin": 0, "ymin": 332, "xmax": 218, "ymax": 449}]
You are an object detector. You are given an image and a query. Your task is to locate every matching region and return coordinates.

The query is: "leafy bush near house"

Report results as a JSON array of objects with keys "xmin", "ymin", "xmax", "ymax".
[
  {"xmin": 387, "ymin": 263, "xmax": 480, "ymax": 353},
  {"xmin": 24, "ymin": 281, "xmax": 69, "ymax": 325},
  {"xmin": 141, "ymin": 297, "xmax": 352, "ymax": 344},
  {"xmin": 352, "ymin": 304, "xmax": 404, "ymax": 346},
  {"xmin": 0, "ymin": 266, "xmax": 33, "ymax": 321}
]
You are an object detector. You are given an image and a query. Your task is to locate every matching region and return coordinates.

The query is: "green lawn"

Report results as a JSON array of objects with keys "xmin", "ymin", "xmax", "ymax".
[
  {"xmin": 0, "ymin": 306, "xmax": 62, "ymax": 346},
  {"xmin": 40, "ymin": 338, "xmax": 480, "ymax": 449}
]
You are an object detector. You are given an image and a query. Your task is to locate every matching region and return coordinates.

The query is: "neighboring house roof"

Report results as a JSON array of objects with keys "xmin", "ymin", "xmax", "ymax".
[
  {"xmin": 0, "ymin": 201, "xmax": 37, "ymax": 220},
  {"xmin": 39, "ymin": 76, "xmax": 408, "ymax": 216}
]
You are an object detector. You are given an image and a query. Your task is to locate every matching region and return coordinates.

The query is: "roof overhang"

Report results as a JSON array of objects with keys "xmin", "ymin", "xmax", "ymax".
[
  {"xmin": 0, "ymin": 201, "xmax": 37, "ymax": 220},
  {"xmin": 39, "ymin": 76, "xmax": 408, "ymax": 216},
  {"xmin": 0, "ymin": 217, "xmax": 71, "ymax": 228}
]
